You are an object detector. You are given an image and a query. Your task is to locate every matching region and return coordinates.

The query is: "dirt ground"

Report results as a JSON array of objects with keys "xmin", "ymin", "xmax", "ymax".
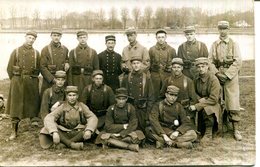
[{"xmin": 0, "ymin": 60, "xmax": 255, "ymax": 166}]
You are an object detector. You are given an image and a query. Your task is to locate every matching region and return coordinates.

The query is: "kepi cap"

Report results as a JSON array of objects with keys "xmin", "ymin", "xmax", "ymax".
[
  {"xmin": 156, "ymin": 29, "xmax": 167, "ymax": 35},
  {"xmin": 172, "ymin": 58, "xmax": 184, "ymax": 65},
  {"xmin": 54, "ymin": 70, "xmax": 66, "ymax": 78},
  {"xmin": 77, "ymin": 30, "xmax": 88, "ymax": 37},
  {"xmin": 51, "ymin": 28, "xmax": 62, "ymax": 35},
  {"xmin": 130, "ymin": 56, "xmax": 142, "ymax": 62},
  {"xmin": 65, "ymin": 86, "xmax": 78, "ymax": 93},
  {"xmin": 105, "ymin": 35, "xmax": 116, "ymax": 42},
  {"xmin": 194, "ymin": 57, "xmax": 209, "ymax": 66},
  {"xmin": 26, "ymin": 30, "xmax": 37, "ymax": 38},
  {"xmin": 218, "ymin": 21, "xmax": 230, "ymax": 29},
  {"xmin": 166, "ymin": 85, "xmax": 179, "ymax": 95},
  {"xmin": 125, "ymin": 27, "xmax": 137, "ymax": 35},
  {"xmin": 92, "ymin": 70, "xmax": 103, "ymax": 77},
  {"xmin": 115, "ymin": 87, "xmax": 128, "ymax": 98},
  {"xmin": 184, "ymin": 26, "xmax": 196, "ymax": 33}
]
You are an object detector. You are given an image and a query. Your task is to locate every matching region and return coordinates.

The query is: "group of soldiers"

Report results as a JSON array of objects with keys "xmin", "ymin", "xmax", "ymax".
[{"xmin": 4, "ymin": 20, "xmax": 242, "ymax": 151}]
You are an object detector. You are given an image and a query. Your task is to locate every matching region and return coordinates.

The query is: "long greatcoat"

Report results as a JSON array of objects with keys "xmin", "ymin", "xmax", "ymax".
[
  {"xmin": 6, "ymin": 44, "xmax": 41, "ymax": 119},
  {"xmin": 209, "ymin": 37, "xmax": 241, "ymax": 111}
]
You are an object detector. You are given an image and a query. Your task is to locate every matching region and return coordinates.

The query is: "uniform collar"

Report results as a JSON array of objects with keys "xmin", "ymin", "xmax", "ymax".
[
  {"xmin": 172, "ymin": 73, "xmax": 183, "ymax": 79},
  {"xmin": 106, "ymin": 49, "xmax": 114, "ymax": 54},
  {"xmin": 217, "ymin": 37, "xmax": 230, "ymax": 44},
  {"xmin": 52, "ymin": 85, "xmax": 65, "ymax": 93},
  {"xmin": 155, "ymin": 42, "xmax": 167, "ymax": 50},
  {"xmin": 92, "ymin": 83, "xmax": 104, "ymax": 89},
  {"xmin": 63, "ymin": 101, "xmax": 80, "ymax": 111},
  {"xmin": 51, "ymin": 41, "xmax": 61, "ymax": 48},
  {"xmin": 131, "ymin": 70, "xmax": 142, "ymax": 76},
  {"xmin": 197, "ymin": 72, "xmax": 210, "ymax": 82},
  {"xmin": 128, "ymin": 41, "xmax": 138, "ymax": 49},
  {"xmin": 163, "ymin": 99, "xmax": 174, "ymax": 106},
  {"xmin": 23, "ymin": 44, "xmax": 33, "ymax": 49},
  {"xmin": 186, "ymin": 39, "xmax": 197, "ymax": 45},
  {"xmin": 78, "ymin": 44, "xmax": 88, "ymax": 49}
]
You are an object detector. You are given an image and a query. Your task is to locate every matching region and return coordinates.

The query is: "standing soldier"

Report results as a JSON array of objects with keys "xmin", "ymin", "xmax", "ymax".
[
  {"xmin": 177, "ymin": 26, "xmax": 208, "ymax": 79},
  {"xmin": 68, "ymin": 30, "xmax": 99, "ymax": 93},
  {"xmin": 209, "ymin": 21, "xmax": 242, "ymax": 141},
  {"xmin": 96, "ymin": 88, "xmax": 145, "ymax": 152},
  {"xmin": 80, "ymin": 70, "xmax": 115, "ymax": 133},
  {"xmin": 189, "ymin": 58, "xmax": 221, "ymax": 144},
  {"xmin": 40, "ymin": 28, "xmax": 69, "ymax": 97},
  {"xmin": 39, "ymin": 86, "xmax": 98, "ymax": 150},
  {"xmin": 121, "ymin": 56, "xmax": 155, "ymax": 132},
  {"xmin": 146, "ymin": 85, "xmax": 197, "ymax": 149},
  {"xmin": 6, "ymin": 31, "xmax": 41, "ymax": 140},
  {"xmin": 160, "ymin": 58, "xmax": 198, "ymax": 124},
  {"xmin": 98, "ymin": 35, "xmax": 122, "ymax": 92},
  {"xmin": 121, "ymin": 27, "xmax": 150, "ymax": 75},
  {"xmin": 40, "ymin": 71, "xmax": 66, "ymax": 120},
  {"xmin": 149, "ymin": 29, "xmax": 176, "ymax": 101}
]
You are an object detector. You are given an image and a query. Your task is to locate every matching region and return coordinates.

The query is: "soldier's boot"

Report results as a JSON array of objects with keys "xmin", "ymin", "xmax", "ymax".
[
  {"xmin": 70, "ymin": 142, "xmax": 84, "ymax": 150},
  {"xmin": 200, "ymin": 126, "xmax": 212, "ymax": 144},
  {"xmin": 122, "ymin": 136, "xmax": 132, "ymax": 143},
  {"xmin": 9, "ymin": 122, "xmax": 18, "ymax": 141},
  {"xmin": 107, "ymin": 138, "xmax": 139, "ymax": 152},
  {"xmin": 222, "ymin": 110, "xmax": 232, "ymax": 132},
  {"xmin": 232, "ymin": 122, "xmax": 242, "ymax": 141},
  {"xmin": 176, "ymin": 142, "xmax": 193, "ymax": 149}
]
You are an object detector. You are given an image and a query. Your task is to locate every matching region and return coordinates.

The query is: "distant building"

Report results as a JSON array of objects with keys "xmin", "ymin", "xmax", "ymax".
[{"xmin": 234, "ymin": 20, "xmax": 251, "ymax": 28}]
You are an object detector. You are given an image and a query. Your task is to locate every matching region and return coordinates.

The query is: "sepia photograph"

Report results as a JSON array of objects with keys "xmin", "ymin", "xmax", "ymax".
[{"xmin": 0, "ymin": 0, "xmax": 255, "ymax": 165}]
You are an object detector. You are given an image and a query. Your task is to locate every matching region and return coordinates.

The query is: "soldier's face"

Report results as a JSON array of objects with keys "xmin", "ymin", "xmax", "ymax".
[
  {"xmin": 185, "ymin": 32, "xmax": 196, "ymax": 42},
  {"xmin": 156, "ymin": 33, "xmax": 167, "ymax": 45},
  {"xmin": 92, "ymin": 75, "xmax": 103, "ymax": 87},
  {"xmin": 0, "ymin": 99, "xmax": 4, "ymax": 108},
  {"xmin": 172, "ymin": 64, "xmax": 183, "ymax": 76},
  {"xmin": 66, "ymin": 92, "xmax": 78, "ymax": 105},
  {"xmin": 127, "ymin": 33, "xmax": 137, "ymax": 44},
  {"xmin": 77, "ymin": 35, "xmax": 88, "ymax": 45},
  {"xmin": 106, "ymin": 40, "xmax": 116, "ymax": 51},
  {"xmin": 131, "ymin": 60, "xmax": 142, "ymax": 72},
  {"xmin": 165, "ymin": 92, "xmax": 178, "ymax": 104},
  {"xmin": 25, "ymin": 35, "xmax": 36, "ymax": 46},
  {"xmin": 218, "ymin": 28, "xmax": 229, "ymax": 37},
  {"xmin": 196, "ymin": 64, "xmax": 209, "ymax": 75},
  {"xmin": 51, "ymin": 33, "xmax": 62, "ymax": 43},
  {"xmin": 116, "ymin": 97, "xmax": 128, "ymax": 108},
  {"xmin": 56, "ymin": 78, "xmax": 66, "ymax": 88}
]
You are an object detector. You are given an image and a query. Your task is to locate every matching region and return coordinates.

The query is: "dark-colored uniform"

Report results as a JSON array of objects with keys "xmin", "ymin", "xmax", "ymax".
[
  {"xmin": 121, "ymin": 70, "xmax": 155, "ymax": 131},
  {"xmin": 160, "ymin": 74, "xmax": 198, "ymax": 122},
  {"xmin": 96, "ymin": 103, "xmax": 145, "ymax": 145},
  {"xmin": 6, "ymin": 44, "xmax": 41, "ymax": 122},
  {"xmin": 80, "ymin": 84, "xmax": 115, "ymax": 130},
  {"xmin": 149, "ymin": 42, "xmax": 176, "ymax": 101},
  {"xmin": 40, "ymin": 42, "xmax": 69, "ymax": 96},
  {"xmin": 68, "ymin": 44, "xmax": 99, "ymax": 93},
  {"xmin": 40, "ymin": 101, "xmax": 98, "ymax": 148},
  {"xmin": 177, "ymin": 40, "xmax": 208, "ymax": 79},
  {"xmin": 40, "ymin": 85, "xmax": 65, "ymax": 119},
  {"xmin": 194, "ymin": 72, "xmax": 221, "ymax": 134},
  {"xmin": 147, "ymin": 100, "xmax": 197, "ymax": 144},
  {"xmin": 98, "ymin": 50, "xmax": 122, "ymax": 92}
]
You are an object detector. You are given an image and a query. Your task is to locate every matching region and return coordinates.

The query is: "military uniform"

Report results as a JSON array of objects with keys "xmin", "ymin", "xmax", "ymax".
[
  {"xmin": 80, "ymin": 84, "xmax": 115, "ymax": 130},
  {"xmin": 0, "ymin": 94, "xmax": 5, "ymax": 115},
  {"xmin": 98, "ymin": 50, "xmax": 122, "ymax": 92},
  {"xmin": 177, "ymin": 26, "xmax": 208, "ymax": 79},
  {"xmin": 121, "ymin": 58, "xmax": 155, "ymax": 131},
  {"xmin": 146, "ymin": 85, "xmax": 197, "ymax": 148},
  {"xmin": 149, "ymin": 30, "xmax": 176, "ymax": 100},
  {"xmin": 68, "ymin": 32, "xmax": 99, "ymax": 93},
  {"xmin": 40, "ymin": 30, "xmax": 69, "ymax": 97},
  {"xmin": 39, "ymin": 86, "xmax": 98, "ymax": 149}
]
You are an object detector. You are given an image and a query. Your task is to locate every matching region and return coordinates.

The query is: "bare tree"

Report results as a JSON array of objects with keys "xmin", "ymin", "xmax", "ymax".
[
  {"xmin": 33, "ymin": 9, "xmax": 40, "ymax": 28},
  {"xmin": 109, "ymin": 7, "xmax": 117, "ymax": 29},
  {"xmin": 9, "ymin": 5, "xmax": 17, "ymax": 29},
  {"xmin": 120, "ymin": 7, "xmax": 129, "ymax": 29},
  {"xmin": 132, "ymin": 7, "xmax": 141, "ymax": 28},
  {"xmin": 154, "ymin": 7, "xmax": 166, "ymax": 28},
  {"xmin": 144, "ymin": 6, "xmax": 153, "ymax": 29}
]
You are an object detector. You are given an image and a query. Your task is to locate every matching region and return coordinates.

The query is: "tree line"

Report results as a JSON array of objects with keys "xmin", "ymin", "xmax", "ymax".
[{"xmin": 0, "ymin": 6, "xmax": 254, "ymax": 30}]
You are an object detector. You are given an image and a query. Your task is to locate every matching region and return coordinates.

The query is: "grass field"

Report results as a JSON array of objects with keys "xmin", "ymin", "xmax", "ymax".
[{"xmin": 0, "ymin": 60, "xmax": 255, "ymax": 166}]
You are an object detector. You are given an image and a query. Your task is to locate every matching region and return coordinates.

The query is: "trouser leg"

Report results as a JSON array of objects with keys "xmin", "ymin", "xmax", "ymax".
[
  {"xmin": 58, "ymin": 130, "xmax": 84, "ymax": 150},
  {"xmin": 9, "ymin": 117, "xmax": 20, "ymax": 140},
  {"xmin": 106, "ymin": 138, "xmax": 139, "ymax": 152},
  {"xmin": 176, "ymin": 130, "xmax": 197, "ymax": 143}
]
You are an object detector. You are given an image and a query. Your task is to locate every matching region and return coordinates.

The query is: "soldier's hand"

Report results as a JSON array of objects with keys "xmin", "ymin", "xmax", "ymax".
[
  {"xmin": 189, "ymin": 105, "xmax": 196, "ymax": 111},
  {"xmin": 83, "ymin": 130, "xmax": 92, "ymax": 140},
  {"xmin": 216, "ymin": 73, "xmax": 228, "ymax": 84},
  {"xmin": 170, "ymin": 131, "xmax": 179, "ymax": 140},
  {"xmin": 52, "ymin": 132, "xmax": 60, "ymax": 144},
  {"xmin": 162, "ymin": 134, "xmax": 173, "ymax": 146},
  {"xmin": 51, "ymin": 101, "xmax": 60, "ymax": 112},
  {"xmin": 64, "ymin": 63, "xmax": 70, "ymax": 72},
  {"xmin": 123, "ymin": 124, "xmax": 128, "ymax": 129}
]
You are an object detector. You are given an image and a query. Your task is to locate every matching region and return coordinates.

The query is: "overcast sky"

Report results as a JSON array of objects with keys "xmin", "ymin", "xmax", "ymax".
[{"xmin": 0, "ymin": 0, "xmax": 254, "ymax": 19}]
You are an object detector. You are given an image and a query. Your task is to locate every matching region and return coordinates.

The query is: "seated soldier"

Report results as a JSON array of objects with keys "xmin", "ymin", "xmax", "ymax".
[
  {"xmin": 40, "ymin": 70, "xmax": 67, "ymax": 120},
  {"xmin": 0, "ymin": 94, "xmax": 9, "ymax": 120},
  {"xmin": 146, "ymin": 85, "xmax": 197, "ymax": 149},
  {"xmin": 80, "ymin": 70, "xmax": 115, "ymax": 133},
  {"xmin": 39, "ymin": 86, "xmax": 98, "ymax": 150},
  {"xmin": 189, "ymin": 57, "xmax": 221, "ymax": 144},
  {"xmin": 96, "ymin": 87, "xmax": 145, "ymax": 152}
]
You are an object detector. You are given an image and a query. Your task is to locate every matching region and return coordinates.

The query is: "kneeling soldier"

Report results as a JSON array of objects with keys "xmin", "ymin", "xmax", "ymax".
[
  {"xmin": 39, "ymin": 86, "xmax": 98, "ymax": 150},
  {"xmin": 96, "ymin": 87, "xmax": 145, "ymax": 152},
  {"xmin": 146, "ymin": 85, "xmax": 197, "ymax": 149}
]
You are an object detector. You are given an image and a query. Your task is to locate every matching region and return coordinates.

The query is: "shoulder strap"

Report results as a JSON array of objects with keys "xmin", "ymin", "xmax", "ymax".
[
  {"xmin": 48, "ymin": 45, "xmax": 54, "ymax": 64},
  {"xmin": 142, "ymin": 73, "xmax": 146, "ymax": 97}
]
